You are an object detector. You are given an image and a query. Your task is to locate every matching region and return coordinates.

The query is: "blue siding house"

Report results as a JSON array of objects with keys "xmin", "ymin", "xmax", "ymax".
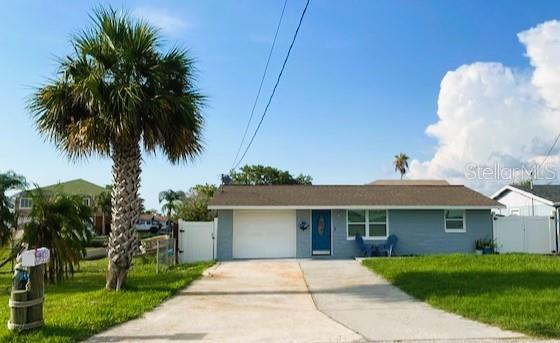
[{"xmin": 208, "ymin": 180, "xmax": 502, "ymax": 260}]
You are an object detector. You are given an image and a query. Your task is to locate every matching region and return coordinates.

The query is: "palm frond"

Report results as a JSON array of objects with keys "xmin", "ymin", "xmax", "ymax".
[{"xmin": 30, "ymin": 6, "xmax": 205, "ymax": 163}]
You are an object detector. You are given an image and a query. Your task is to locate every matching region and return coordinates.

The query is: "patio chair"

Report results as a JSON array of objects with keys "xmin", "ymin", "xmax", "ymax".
[
  {"xmin": 378, "ymin": 234, "xmax": 398, "ymax": 257},
  {"xmin": 355, "ymin": 233, "xmax": 375, "ymax": 257}
]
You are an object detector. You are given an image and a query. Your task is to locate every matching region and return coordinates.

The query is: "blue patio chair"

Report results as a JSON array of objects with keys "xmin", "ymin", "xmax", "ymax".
[
  {"xmin": 355, "ymin": 233, "xmax": 375, "ymax": 257},
  {"xmin": 378, "ymin": 234, "xmax": 398, "ymax": 257}
]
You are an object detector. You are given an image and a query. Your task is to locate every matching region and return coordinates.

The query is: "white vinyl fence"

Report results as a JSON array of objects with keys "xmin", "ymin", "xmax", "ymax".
[
  {"xmin": 493, "ymin": 216, "xmax": 556, "ymax": 254},
  {"xmin": 178, "ymin": 219, "xmax": 217, "ymax": 263}
]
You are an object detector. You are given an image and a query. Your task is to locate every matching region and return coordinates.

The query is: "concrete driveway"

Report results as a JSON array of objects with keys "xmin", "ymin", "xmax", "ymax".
[
  {"xmin": 90, "ymin": 259, "xmax": 527, "ymax": 343},
  {"xmin": 89, "ymin": 260, "xmax": 362, "ymax": 343}
]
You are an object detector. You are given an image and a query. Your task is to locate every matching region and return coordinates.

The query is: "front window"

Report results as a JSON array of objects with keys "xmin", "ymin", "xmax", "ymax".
[
  {"xmin": 347, "ymin": 209, "xmax": 388, "ymax": 239},
  {"xmin": 445, "ymin": 210, "xmax": 465, "ymax": 232},
  {"xmin": 83, "ymin": 197, "xmax": 91, "ymax": 206},
  {"xmin": 19, "ymin": 198, "xmax": 32, "ymax": 209}
]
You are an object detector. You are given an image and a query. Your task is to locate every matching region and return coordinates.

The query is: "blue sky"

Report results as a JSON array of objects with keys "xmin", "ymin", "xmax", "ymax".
[{"xmin": 1, "ymin": 1, "xmax": 560, "ymax": 210}]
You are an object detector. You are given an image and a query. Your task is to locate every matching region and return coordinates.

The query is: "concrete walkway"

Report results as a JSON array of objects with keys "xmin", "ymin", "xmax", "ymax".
[
  {"xmin": 299, "ymin": 259, "xmax": 526, "ymax": 342},
  {"xmin": 88, "ymin": 260, "xmax": 362, "ymax": 343}
]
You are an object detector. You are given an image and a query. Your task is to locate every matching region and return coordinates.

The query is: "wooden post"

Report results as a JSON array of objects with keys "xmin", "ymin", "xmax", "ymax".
[
  {"xmin": 9, "ymin": 290, "xmax": 27, "ymax": 330},
  {"xmin": 26, "ymin": 264, "xmax": 44, "ymax": 326},
  {"xmin": 156, "ymin": 240, "xmax": 160, "ymax": 274}
]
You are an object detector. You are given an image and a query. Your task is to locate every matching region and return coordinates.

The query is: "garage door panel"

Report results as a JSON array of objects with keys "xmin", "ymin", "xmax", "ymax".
[{"xmin": 233, "ymin": 210, "xmax": 296, "ymax": 258}]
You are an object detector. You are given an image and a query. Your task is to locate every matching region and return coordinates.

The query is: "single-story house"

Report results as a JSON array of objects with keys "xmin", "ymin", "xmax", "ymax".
[
  {"xmin": 208, "ymin": 180, "xmax": 503, "ymax": 260},
  {"xmin": 491, "ymin": 184, "xmax": 560, "ymax": 217}
]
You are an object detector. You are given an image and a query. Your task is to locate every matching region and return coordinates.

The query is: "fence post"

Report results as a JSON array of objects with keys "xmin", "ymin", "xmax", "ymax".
[
  {"xmin": 173, "ymin": 239, "xmax": 177, "ymax": 266},
  {"xmin": 156, "ymin": 240, "xmax": 160, "ymax": 274}
]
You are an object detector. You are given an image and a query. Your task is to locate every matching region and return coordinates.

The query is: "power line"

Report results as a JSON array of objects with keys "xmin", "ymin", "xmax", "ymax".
[
  {"xmin": 533, "ymin": 131, "xmax": 560, "ymax": 184},
  {"xmin": 232, "ymin": 0, "xmax": 311, "ymax": 171},
  {"xmin": 537, "ymin": 131, "xmax": 560, "ymax": 170},
  {"xmin": 231, "ymin": 0, "xmax": 288, "ymax": 169}
]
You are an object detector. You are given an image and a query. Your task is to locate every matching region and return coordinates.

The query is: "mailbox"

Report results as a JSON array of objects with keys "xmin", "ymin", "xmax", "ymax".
[{"xmin": 20, "ymin": 248, "xmax": 50, "ymax": 267}]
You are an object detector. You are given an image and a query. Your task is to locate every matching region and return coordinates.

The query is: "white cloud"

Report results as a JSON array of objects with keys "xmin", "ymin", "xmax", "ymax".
[
  {"xmin": 409, "ymin": 20, "xmax": 560, "ymax": 193},
  {"xmin": 132, "ymin": 7, "xmax": 188, "ymax": 35}
]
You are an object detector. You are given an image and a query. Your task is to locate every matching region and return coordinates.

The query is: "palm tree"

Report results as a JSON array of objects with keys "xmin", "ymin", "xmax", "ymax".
[
  {"xmin": 0, "ymin": 172, "xmax": 27, "ymax": 246},
  {"xmin": 30, "ymin": 8, "xmax": 205, "ymax": 291},
  {"xmin": 22, "ymin": 190, "xmax": 92, "ymax": 283},
  {"xmin": 95, "ymin": 185, "xmax": 112, "ymax": 235},
  {"xmin": 394, "ymin": 153, "xmax": 410, "ymax": 180},
  {"xmin": 159, "ymin": 189, "xmax": 186, "ymax": 222}
]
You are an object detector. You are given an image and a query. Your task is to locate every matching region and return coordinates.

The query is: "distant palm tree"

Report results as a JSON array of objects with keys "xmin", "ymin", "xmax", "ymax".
[
  {"xmin": 394, "ymin": 153, "xmax": 410, "ymax": 180},
  {"xmin": 30, "ymin": 8, "xmax": 205, "ymax": 290},
  {"xmin": 0, "ymin": 171, "xmax": 27, "ymax": 246},
  {"xmin": 159, "ymin": 189, "xmax": 186, "ymax": 221},
  {"xmin": 95, "ymin": 186, "xmax": 112, "ymax": 236}
]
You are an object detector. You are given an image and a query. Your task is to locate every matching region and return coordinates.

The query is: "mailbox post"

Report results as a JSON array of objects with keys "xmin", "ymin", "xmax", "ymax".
[{"xmin": 8, "ymin": 248, "xmax": 49, "ymax": 331}]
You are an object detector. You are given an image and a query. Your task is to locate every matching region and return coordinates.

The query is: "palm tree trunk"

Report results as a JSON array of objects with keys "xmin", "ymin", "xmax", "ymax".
[{"xmin": 106, "ymin": 142, "xmax": 141, "ymax": 291}]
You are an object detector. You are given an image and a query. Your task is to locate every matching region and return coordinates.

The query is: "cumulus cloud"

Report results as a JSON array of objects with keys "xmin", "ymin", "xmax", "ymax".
[
  {"xmin": 132, "ymin": 7, "xmax": 188, "ymax": 35},
  {"xmin": 409, "ymin": 20, "xmax": 560, "ymax": 193}
]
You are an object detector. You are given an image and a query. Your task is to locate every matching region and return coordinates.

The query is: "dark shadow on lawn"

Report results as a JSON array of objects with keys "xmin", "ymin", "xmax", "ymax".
[
  {"xmin": 6, "ymin": 325, "xmax": 86, "ymax": 341},
  {"xmin": 43, "ymin": 274, "xmax": 106, "ymax": 294},
  {"xmin": 387, "ymin": 270, "xmax": 560, "ymax": 299}
]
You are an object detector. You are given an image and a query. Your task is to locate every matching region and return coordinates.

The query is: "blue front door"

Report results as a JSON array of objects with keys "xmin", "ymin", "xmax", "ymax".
[{"xmin": 312, "ymin": 210, "xmax": 331, "ymax": 255}]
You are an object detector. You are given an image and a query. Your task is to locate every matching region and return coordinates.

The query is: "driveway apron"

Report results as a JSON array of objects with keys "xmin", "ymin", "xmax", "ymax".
[{"xmin": 299, "ymin": 259, "xmax": 525, "ymax": 342}]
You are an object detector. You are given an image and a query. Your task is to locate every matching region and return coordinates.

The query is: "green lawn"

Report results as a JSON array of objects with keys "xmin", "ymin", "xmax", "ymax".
[
  {"xmin": 363, "ymin": 254, "xmax": 560, "ymax": 338},
  {"xmin": 0, "ymin": 256, "xmax": 213, "ymax": 342}
]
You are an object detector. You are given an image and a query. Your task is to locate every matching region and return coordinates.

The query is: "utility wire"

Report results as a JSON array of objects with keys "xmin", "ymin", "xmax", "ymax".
[
  {"xmin": 231, "ymin": 0, "xmax": 289, "ymax": 169},
  {"xmin": 537, "ymin": 132, "xmax": 560, "ymax": 170},
  {"xmin": 232, "ymin": 0, "xmax": 311, "ymax": 170},
  {"xmin": 533, "ymin": 131, "xmax": 560, "ymax": 183}
]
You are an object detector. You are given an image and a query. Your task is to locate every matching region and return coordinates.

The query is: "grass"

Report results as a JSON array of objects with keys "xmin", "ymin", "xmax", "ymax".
[
  {"xmin": 363, "ymin": 254, "xmax": 560, "ymax": 338},
  {"xmin": 0, "ymin": 255, "xmax": 213, "ymax": 342}
]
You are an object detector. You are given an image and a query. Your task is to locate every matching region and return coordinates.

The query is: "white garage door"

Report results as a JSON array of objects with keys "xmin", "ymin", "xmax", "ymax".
[{"xmin": 233, "ymin": 210, "xmax": 296, "ymax": 259}]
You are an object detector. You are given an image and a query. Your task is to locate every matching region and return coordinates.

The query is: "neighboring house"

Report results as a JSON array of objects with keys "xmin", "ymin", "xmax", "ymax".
[
  {"xmin": 14, "ymin": 179, "xmax": 110, "ymax": 235},
  {"xmin": 491, "ymin": 184, "xmax": 559, "ymax": 253},
  {"xmin": 491, "ymin": 184, "xmax": 560, "ymax": 217},
  {"xmin": 208, "ymin": 180, "xmax": 503, "ymax": 260}
]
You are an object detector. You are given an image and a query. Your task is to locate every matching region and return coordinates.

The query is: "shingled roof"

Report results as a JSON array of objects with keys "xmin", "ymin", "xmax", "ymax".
[
  {"xmin": 208, "ymin": 184, "xmax": 502, "ymax": 209},
  {"xmin": 369, "ymin": 179, "xmax": 450, "ymax": 186}
]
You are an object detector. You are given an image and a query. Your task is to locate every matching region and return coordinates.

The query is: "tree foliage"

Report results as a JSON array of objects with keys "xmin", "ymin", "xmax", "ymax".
[
  {"xmin": 29, "ymin": 7, "xmax": 205, "ymax": 162},
  {"xmin": 229, "ymin": 165, "xmax": 312, "ymax": 185},
  {"xmin": 512, "ymin": 179, "xmax": 532, "ymax": 188},
  {"xmin": 176, "ymin": 184, "xmax": 217, "ymax": 222},
  {"xmin": 95, "ymin": 185, "xmax": 112, "ymax": 215},
  {"xmin": 22, "ymin": 190, "xmax": 93, "ymax": 283},
  {"xmin": 0, "ymin": 171, "xmax": 27, "ymax": 246},
  {"xmin": 394, "ymin": 153, "xmax": 410, "ymax": 180},
  {"xmin": 159, "ymin": 189, "xmax": 186, "ymax": 219}
]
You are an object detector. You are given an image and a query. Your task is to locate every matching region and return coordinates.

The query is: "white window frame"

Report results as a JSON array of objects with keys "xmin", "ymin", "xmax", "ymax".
[
  {"xmin": 346, "ymin": 209, "xmax": 389, "ymax": 240},
  {"xmin": 19, "ymin": 198, "xmax": 32, "ymax": 209},
  {"xmin": 444, "ymin": 209, "xmax": 466, "ymax": 233},
  {"xmin": 83, "ymin": 197, "xmax": 91, "ymax": 206}
]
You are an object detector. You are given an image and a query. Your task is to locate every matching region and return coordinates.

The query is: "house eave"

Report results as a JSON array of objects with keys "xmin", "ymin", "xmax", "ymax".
[
  {"xmin": 208, "ymin": 205, "xmax": 502, "ymax": 210},
  {"xmin": 491, "ymin": 185, "xmax": 555, "ymax": 206}
]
